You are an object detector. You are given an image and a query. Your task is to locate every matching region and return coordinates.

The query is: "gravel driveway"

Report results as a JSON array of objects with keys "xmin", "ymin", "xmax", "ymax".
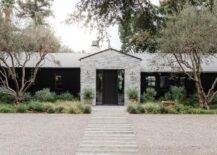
[
  {"xmin": 0, "ymin": 114, "xmax": 89, "ymax": 155},
  {"xmin": 130, "ymin": 115, "xmax": 217, "ymax": 155},
  {"xmin": 1, "ymin": 113, "xmax": 217, "ymax": 155}
]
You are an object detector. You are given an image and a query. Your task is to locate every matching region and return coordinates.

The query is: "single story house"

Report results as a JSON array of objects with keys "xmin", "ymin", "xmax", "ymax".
[{"xmin": 2, "ymin": 43, "xmax": 217, "ymax": 105}]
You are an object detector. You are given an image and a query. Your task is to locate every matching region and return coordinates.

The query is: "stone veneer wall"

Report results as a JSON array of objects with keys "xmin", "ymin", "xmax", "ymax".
[{"xmin": 80, "ymin": 49, "xmax": 141, "ymax": 105}]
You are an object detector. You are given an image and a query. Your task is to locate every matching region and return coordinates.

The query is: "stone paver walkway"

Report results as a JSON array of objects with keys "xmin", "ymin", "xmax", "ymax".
[{"xmin": 76, "ymin": 106, "xmax": 138, "ymax": 155}]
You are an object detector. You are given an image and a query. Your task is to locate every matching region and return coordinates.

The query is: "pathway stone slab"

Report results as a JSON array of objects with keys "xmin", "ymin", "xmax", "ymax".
[{"xmin": 76, "ymin": 106, "xmax": 138, "ymax": 155}]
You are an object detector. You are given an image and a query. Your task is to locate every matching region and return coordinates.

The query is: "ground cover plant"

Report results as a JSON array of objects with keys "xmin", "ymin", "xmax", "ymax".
[
  {"xmin": 0, "ymin": 101, "xmax": 92, "ymax": 114},
  {"xmin": 127, "ymin": 89, "xmax": 139, "ymax": 103},
  {"xmin": 129, "ymin": 86, "xmax": 217, "ymax": 114},
  {"xmin": 0, "ymin": 88, "xmax": 91, "ymax": 114},
  {"xmin": 127, "ymin": 102, "xmax": 217, "ymax": 114}
]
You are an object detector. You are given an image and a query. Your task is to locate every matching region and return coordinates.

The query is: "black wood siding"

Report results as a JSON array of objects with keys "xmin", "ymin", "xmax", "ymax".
[
  {"xmin": 141, "ymin": 72, "xmax": 217, "ymax": 97},
  {"xmin": 9, "ymin": 68, "xmax": 80, "ymax": 96}
]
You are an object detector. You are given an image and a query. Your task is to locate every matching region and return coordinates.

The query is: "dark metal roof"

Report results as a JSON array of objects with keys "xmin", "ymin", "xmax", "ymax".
[{"xmin": 79, "ymin": 48, "xmax": 142, "ymax": 61}]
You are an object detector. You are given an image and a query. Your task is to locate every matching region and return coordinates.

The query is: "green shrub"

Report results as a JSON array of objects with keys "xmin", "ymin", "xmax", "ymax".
[
  {"xmin": 82, "ymin": 89, "xmax": 93, "ymax": 100},
  {"xmin": 54, "ymin": 105, "xmax": 65, "ymax": 113},
  {"xmin": 43, "ymin": 103, "xmax": 55, "ymax": 113},
  {"xmin": 210, "ymin": 104, "xmax": 217, "ymax": 110},
  {"xmin": 57, "ymin": 92, "xmax": 74, "ymax": 101},
  {"xmin": 77, "ymin": 102, "xmax": 84, "ymax": 110},
  {"xmin": 143, "ymin": 103, "xmax": 161, "ymax": 114},
  {"xmin": 0, "ymin": 91, "xmax": 15, "ymax": 103},
  {"xmin": 174, "ymin": 104, "xmax": 186, "ymax": 113},
  {"xmin": 127, "ymin": 101, "xmax": 217, "ymax": 114},
  {"xmin": 0, "ymin": 104, "xmax": 14, "ymax": 113},
  {"xmin": 143, "ymin": 88, "xmax": 157, "ymax": 102},
  {"xmin": 34, "ymin": 88, "xmax": 56, "ymax": 102},
  {"xmin": 23, "ymin": 92, "xmax": 33, "ymax": 102},
  {"xmin": 26, "ymin": 101, "xmax": 45, "ymax": 112},
  {"xmin": 165, "ymin": 106, "xmax": 178, "ymax": 114},
  {"xmin": 83, "ymin": 105, "xmax": 92, "ymax": 114},
  {"xmin": 165, "ymin": 86, "xmax": 186, "ymax": 103},
  {"xmin": 136, "ymin": 105, "xmax": 145, "ymax": 114},
  {"xmin": 16, "ymin": 104, "xmax": 28, "ymax": 113},
  {"xmin": 68, "ymin": 105, "xmax": 81, "ymax": 114},
  {"xmin": 47, "ymin": 106, "xmax": 55, "ymax": 113},
  {"xmin": 127, "ymin": 104, "xmax": 137, "ymax": 114},
  {"xmin": 185, "ymin": 94, "xmax": 198, "ymax": 107},
  {"xmin": 127, "ymin": 89, "xmax": 138, "ymax": 101},
  {"xmin": 186, "ymin": 108, "xmax": 217, "ymax": 114},
  {"xmin": 82, "ymin": 89, "xmax": 93, "ymax": 104}
]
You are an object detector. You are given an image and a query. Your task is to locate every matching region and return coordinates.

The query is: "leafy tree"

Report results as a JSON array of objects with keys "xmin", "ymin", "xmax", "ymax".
[
  {"xmin": 17, "ymin": 0, "xmax": 53, "ymax": 26},
  {"xmin": 158, "ymin": 4, "xmax": 217, "ymax": 109},
  {"xmin": 119, "ymin": 3, "xmax": 162, "ymax": 52},
  {"xmin": 71, "ymin": 0, "xmax": 215, "ymax": 52},
  {"xmin": 0, "ymin": 0, "xmax": 59, "ymax": 103},
  {"xmin": 160, "ymin": 0, "xmax": 215, "ymax": 14},
  {"xmin": 0, "ymin": 0, "xmax": 15, "ymax": 23},
  {"xmin": 0, "ymin": 21, "xmax": 60, "ymax": 103},
  {"xmin": 70, "ymin": 0, "xmax": 163, "ymax": 52}
]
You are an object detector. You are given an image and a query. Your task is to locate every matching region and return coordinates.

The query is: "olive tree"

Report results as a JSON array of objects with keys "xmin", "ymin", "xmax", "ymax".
[
  {"xmin": 0, "ymin": 0, "xmax": 15, "ymax": 23},
  {"xmin": 158, "ymin": 4, "xmax": 217, "ymax": 109},
  {"xmin": 0, "ymin": 20, "xmax": 60, "ymax": 103}
]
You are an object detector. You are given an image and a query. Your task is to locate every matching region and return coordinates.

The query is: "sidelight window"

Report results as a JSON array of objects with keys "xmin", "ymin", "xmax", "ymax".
[{"xmin": 146, "ymin": 76, "xmax": 156, "ymax": 87}]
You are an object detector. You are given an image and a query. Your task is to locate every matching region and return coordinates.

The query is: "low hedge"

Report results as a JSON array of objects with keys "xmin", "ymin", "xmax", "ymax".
[
  {"xmin": 127, "ymin": 102, "xmax": 217, "ymax": 114},
  {"xmin": 0, "ymin": 101, "xmax": 92, "ymax": 114}
]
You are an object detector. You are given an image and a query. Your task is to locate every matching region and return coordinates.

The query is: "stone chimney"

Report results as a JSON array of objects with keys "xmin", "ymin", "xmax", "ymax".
[{"xmin": 88, "ymin": 40, "xmax": 101, "ymax": 53}]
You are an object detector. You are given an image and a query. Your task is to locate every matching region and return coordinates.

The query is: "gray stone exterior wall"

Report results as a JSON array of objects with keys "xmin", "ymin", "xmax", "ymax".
[{"xmin": 80, "ymin": 49, "xmax": 141, "ymax": 105}]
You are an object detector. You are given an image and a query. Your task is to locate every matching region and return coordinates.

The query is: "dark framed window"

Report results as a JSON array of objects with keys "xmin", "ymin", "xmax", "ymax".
[
  {"xmin": 146, "ymin": 76, "xmax": 156, "ymax": 87},
  {"xmin": 55, "ymin": 74, "xmax": 63, "ymax": 91}
]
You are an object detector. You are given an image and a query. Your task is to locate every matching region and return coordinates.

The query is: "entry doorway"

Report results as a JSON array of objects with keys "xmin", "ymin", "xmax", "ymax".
[{"xmin": 96, "ymin": 70, "xmax": 124, "ymax": 105}]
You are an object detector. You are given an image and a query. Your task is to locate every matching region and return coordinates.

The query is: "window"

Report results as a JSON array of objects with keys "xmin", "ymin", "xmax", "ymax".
[
  {"xmin": 146, "ymin": 76, "xmax": 156, "ymax": 87},
  {"xmin": 55, "ymin": 74, "xmax": 63, "ymax": 91}
]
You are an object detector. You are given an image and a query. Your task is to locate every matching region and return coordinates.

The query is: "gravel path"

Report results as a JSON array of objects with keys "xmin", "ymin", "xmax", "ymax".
[
  {"xmin": 130, "ymin": 115, "xmax": 217, "ymax": 155},
  {"xmin": 1, "ymin": 112, "xmax": 217, "ymax": 155},
  {"xmin": 0, "ymin": 114, "xmax": 89, "ymax": 155}
]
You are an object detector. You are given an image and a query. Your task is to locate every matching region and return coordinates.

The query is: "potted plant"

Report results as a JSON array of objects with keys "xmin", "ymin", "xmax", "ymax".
[
  {"xmin": 82, "ymin": 89, "xmax": 93, "ymax": 104},
  {"xmin": 127, "ymin": 89, "xmax": 139, "ymax": 104}
]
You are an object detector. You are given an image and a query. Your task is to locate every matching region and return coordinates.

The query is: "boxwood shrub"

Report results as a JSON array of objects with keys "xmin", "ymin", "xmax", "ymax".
[
  {"xmin": 34, "ymin": 88, "xmax": 56, "ymax": 102},
  {"xmin": 57, "ymin": 92, "xmax": 75, "ymax": 101}
]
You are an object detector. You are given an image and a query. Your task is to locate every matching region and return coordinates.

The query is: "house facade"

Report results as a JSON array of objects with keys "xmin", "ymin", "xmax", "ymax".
[
  {"xmin": 7, "ymin": 45, "xmax": 217, "ymax": 105},
  {"xmin": 80, "ymin": 49, "xmax": 141, "ymax": 105}
]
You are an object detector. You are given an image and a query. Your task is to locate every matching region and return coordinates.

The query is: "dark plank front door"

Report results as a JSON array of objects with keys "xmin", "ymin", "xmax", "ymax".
[{"xmin": 102, "ymin": 70, "xmax": 118, "ymax": 105}]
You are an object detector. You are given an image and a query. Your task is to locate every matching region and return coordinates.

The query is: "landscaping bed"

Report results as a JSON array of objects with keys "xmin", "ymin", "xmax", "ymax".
[
  {"xmin": 127, "ymin": 86, "xmax": 217, "ymax": 114},
  {"xmin": 0, "ymin": 88, "xmax": 92, "ymax": 114},
  {"xmin": 0, "ymin": 101, "xmax": 92, "ymax": 114},
  {"xmin": 127, "ymin": 103, "xmax": 217, "ymax": 114}
]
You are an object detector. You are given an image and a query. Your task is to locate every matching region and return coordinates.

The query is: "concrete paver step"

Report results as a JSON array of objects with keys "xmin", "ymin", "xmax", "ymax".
[{"xmin": 76, "ymin": 106, "xmax": 138, "ymax": 155}]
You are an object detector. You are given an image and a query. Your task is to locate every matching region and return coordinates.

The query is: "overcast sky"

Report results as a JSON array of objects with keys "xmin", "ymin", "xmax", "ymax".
[{"xmin": 49, "ymin": 0, "xmax": 160, "ymax": 52}]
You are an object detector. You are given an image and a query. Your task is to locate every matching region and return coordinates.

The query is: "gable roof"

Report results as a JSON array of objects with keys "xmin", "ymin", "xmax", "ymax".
[
  {"xmin": 79, "ymin": 48, "xmax": 142, "ymax": 61},
  {"xmin": 2, "ymin": 51, "xmax": 217, "ymax": 72}
]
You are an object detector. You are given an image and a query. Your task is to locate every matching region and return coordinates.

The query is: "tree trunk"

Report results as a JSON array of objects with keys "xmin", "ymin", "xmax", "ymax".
[
  {"xmin": 3, "ymin": 7, "xmax": 12, "ymax": 24},
  {"xmin": 195, "ymin": 74, "xmax": 209, "ymax": 109},
  {"xmin": 15, "ymin": 92, "xmax": 24, "ymax": 104}
]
